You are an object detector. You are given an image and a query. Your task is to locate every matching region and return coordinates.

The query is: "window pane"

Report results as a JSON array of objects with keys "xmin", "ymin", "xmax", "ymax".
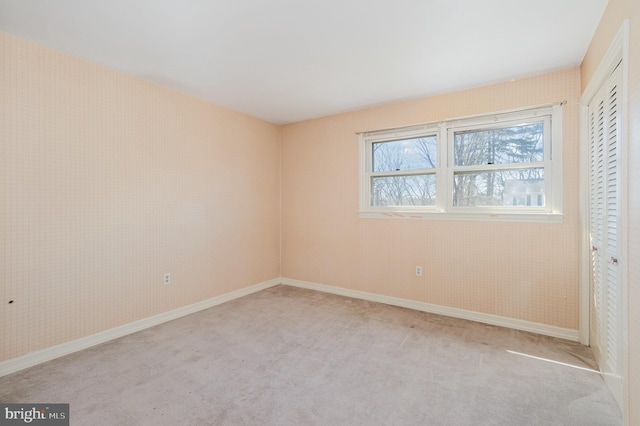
[
  {"xmin": 453, "ymin": 169, "xmax": 544, "ymax": 207},
  {"xmin": 372, "ymin": 175, "xmax": 436, "ymax": 206},
  {"xmin": 454, "ymin": 122, "xmax": 544, "ymax": 166},
  {"xmin": 373, "ymin": 136, "xmax": 437, "ymax": 172}
]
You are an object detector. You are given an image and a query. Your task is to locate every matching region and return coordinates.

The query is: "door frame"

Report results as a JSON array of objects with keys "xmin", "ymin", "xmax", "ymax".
[{"xmin": 579, "ymin": 19, "xmax": 629, "ymax": 417}]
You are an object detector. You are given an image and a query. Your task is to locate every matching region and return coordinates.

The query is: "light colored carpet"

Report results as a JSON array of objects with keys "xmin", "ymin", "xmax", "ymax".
[{"xmin": 0, "ymin": 285, "xmax": 621, "ymax": 425}]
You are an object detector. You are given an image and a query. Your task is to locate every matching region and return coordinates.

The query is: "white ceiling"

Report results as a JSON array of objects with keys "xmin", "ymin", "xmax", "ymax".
[{"xmin": 0, "ymin": 0, "xmax": 609, "ymax": 124}]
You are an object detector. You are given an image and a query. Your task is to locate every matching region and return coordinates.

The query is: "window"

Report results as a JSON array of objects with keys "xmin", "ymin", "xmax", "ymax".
[
  {"xmin": 359, "ymin": 105, "xmax": 563, "ymax": 222},
  {"xmin": 371, "ymin": 135, "xmax": 438, "ymax": 207}
]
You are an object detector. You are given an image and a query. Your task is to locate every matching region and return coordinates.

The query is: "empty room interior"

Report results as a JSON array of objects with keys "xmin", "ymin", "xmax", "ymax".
[{"xmin": 1, "ymin": 0, "xmax": 639, "ymax": 425}]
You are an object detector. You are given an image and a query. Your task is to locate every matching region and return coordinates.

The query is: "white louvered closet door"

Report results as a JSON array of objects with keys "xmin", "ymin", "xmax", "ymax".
[{"xmin": 588, "ymin": 62, "xmax": 622, "ymax": 407}]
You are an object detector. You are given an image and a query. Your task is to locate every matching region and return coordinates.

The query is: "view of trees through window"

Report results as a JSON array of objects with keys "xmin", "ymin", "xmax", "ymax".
[
  {"xmin": 453, "ymin": 122, "xmax": 545, "ymax": 207},
  {"xmin": 372, "ymin": 136, "xmax": 437, "ymax": 206},
  {"xmin": 370, "ymin": 122, "xmax": 545, "ymax": 207}
]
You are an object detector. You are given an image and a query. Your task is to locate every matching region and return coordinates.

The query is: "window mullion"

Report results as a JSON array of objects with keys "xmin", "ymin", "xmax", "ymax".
[{"xmin": 439, "ymin": 123, "xmax": 450, "ymax": 212}]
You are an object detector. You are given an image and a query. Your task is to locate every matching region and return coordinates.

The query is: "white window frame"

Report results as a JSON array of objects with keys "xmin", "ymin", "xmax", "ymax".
[{"xmin": 359, "ymin": 104, "xmax": 563, "ymax": 222}]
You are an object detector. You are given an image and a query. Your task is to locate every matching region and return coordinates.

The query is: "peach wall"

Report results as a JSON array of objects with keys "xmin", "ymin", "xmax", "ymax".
[
  {"xmin": 281, "ymin": 68, "xmax": 581, "ymax": 330},
  {"xmin": 582, "ymin": 0, "xmax": 640, "ymax": 423},
  {"xmin": 0, "ymin": 33, "xmax": 281, "ymax": 363}
]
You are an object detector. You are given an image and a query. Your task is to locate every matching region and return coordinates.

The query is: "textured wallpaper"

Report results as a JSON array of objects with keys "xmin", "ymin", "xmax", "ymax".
[
  {"xmin": 281, "ymin": 68, "xmax": 582, "ymax": 330},
  {"xmin": 0, "ymin": 33, "xmax": 281, "ymax": 362}
]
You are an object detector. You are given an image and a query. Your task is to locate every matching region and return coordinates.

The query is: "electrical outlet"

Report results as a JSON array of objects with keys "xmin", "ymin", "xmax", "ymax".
[
  {"xmin": 163, "ymin": 273, "xmax": 171, "ymax": 285},
  {"xmin": 415, "ymin": 266, "xmax": 423, "ymax": 277}
]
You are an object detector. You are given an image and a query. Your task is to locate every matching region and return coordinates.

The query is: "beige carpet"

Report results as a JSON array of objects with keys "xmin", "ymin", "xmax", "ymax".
[{"xmin": 0, "ymin": 285, "xmax": 621, "ymax": 425}]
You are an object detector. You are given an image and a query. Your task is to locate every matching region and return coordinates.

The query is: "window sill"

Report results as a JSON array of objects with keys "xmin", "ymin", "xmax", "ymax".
[{"xmin": 358, "ymin": 210, "xmax": 563, "ymax": 223}]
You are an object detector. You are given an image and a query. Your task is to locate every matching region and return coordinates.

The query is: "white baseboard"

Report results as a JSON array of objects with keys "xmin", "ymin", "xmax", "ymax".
[
  {"xmin": 280, "ymin": 277, "xmax": 579, "ymax": 342},
  {"xmin": 0, "ymin": 276, "xmax": 580, "ymax": 377},
  {"xmin": 0, "ymin": 278, "xmax": 281, "ymax": 377}
]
